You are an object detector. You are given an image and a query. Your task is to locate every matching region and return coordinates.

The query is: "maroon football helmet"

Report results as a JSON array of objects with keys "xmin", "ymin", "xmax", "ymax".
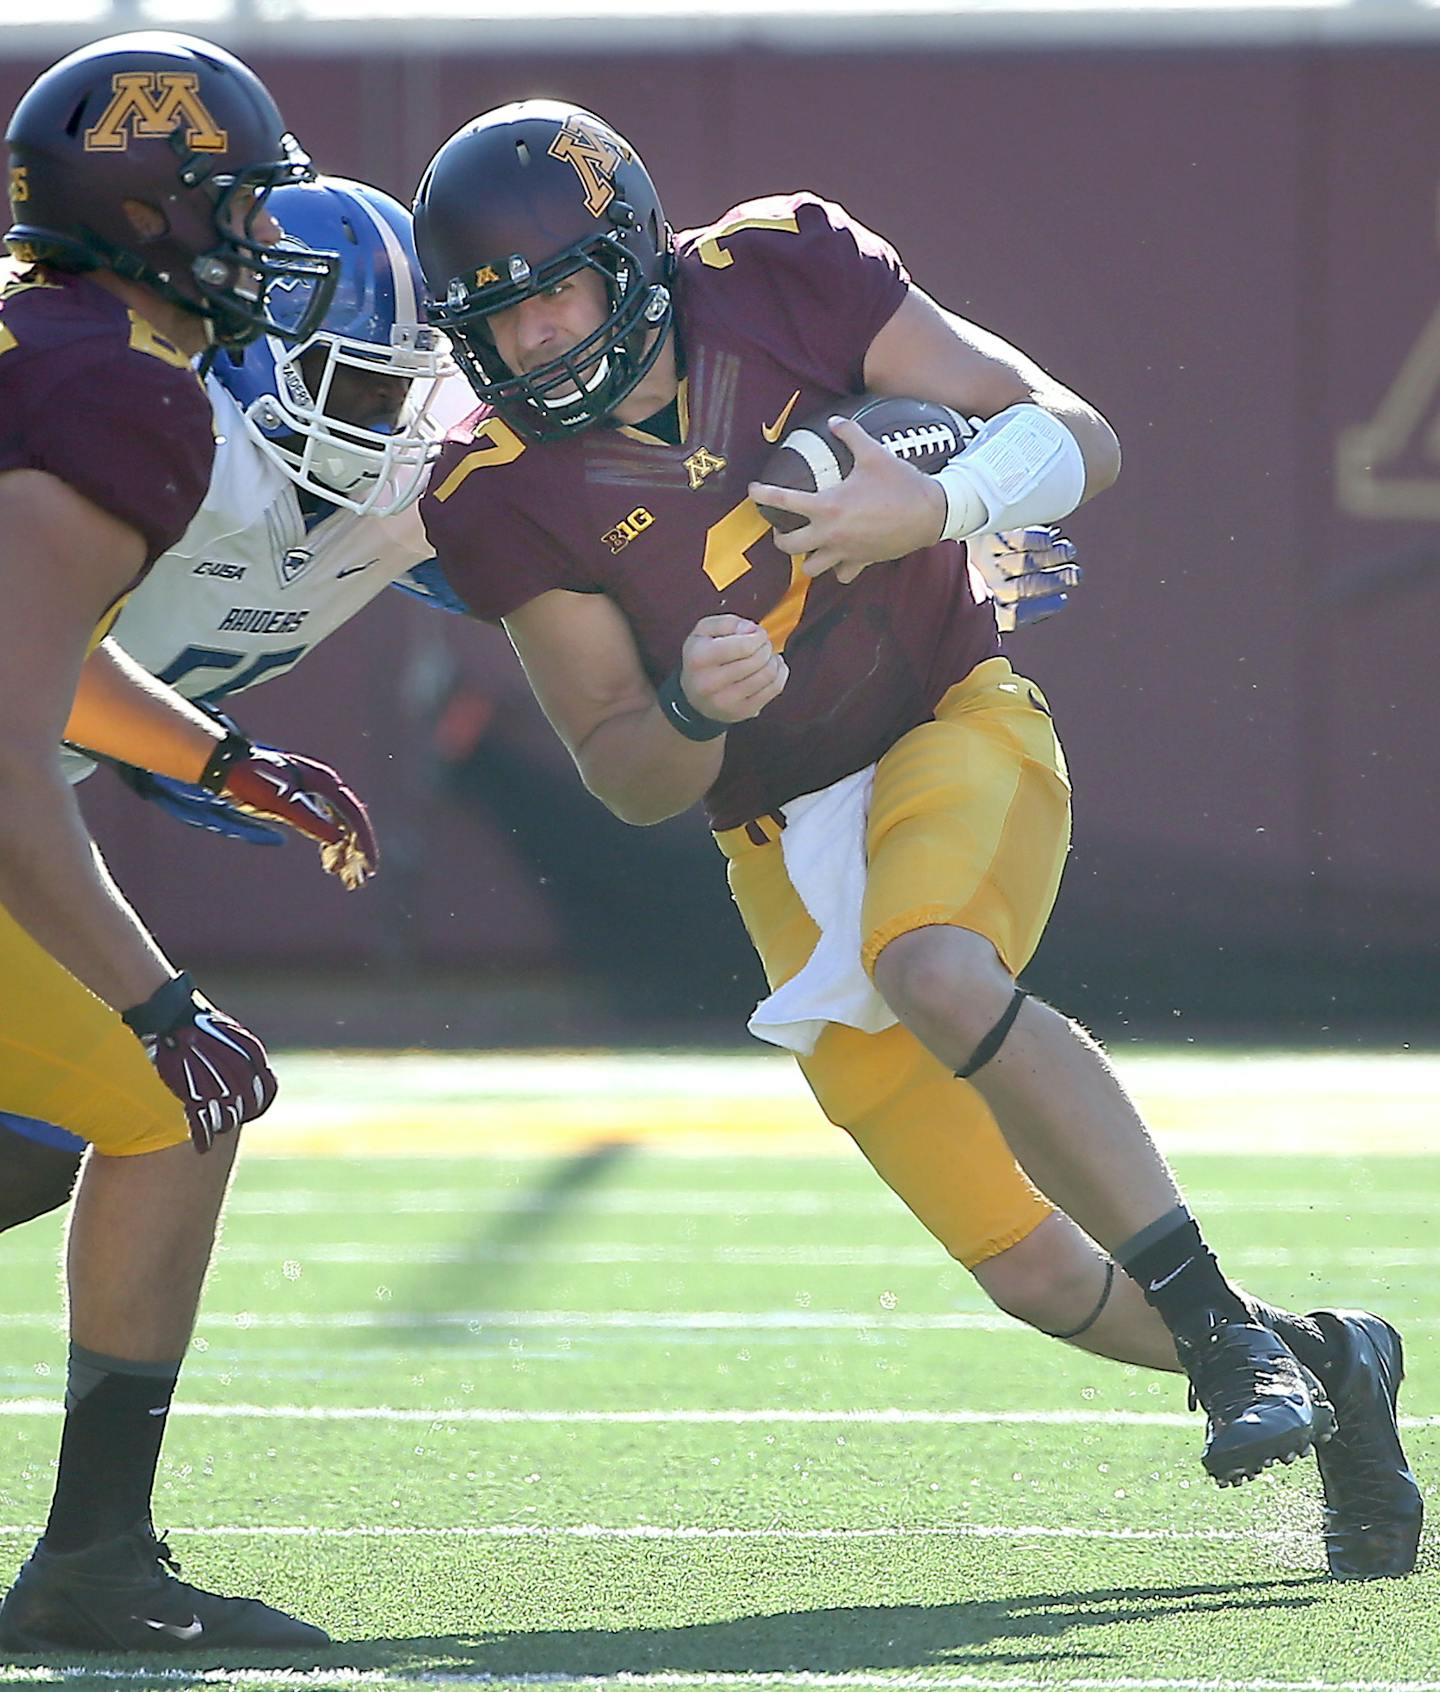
[
  {"xmin": 413, "ymin": 101, "xmax": 673, "ymax": 440},
  {"xmin": 5, "ymin": 32, "xmax": 338, "ymax": 348}
]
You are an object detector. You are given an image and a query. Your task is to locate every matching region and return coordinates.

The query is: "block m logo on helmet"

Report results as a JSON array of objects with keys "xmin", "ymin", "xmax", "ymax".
[
  {"xmin": 547, "ymin": 116, "xmax": 632, "ymax": 218},
  {"xmin": 84, "ymin": 72, "xmax": 228, "ymax": 153}
]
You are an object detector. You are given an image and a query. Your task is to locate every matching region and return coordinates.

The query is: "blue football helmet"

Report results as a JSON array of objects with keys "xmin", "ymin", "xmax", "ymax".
[{"xmin": 218, "ymin": 175, "xmax": 449, "ymax": 516}]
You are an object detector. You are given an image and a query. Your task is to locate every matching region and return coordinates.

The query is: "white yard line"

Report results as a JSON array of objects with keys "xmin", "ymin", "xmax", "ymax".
[
  {"xmin": 0, "ymin": 1311, "xmax": 1035, "ymax": 1333},
  {"xmin": 5, "ymin": 1669, "xmax": 1440, "ymax": 1691},
  {"xmin": 0, "ymin": 1521, "xmax": 1308, "ymax": 1543},
  {"xmin": 4, "ymin": 1308, "xmax": 1440, "ymax": 1338},
  {"xmin": 0, "ymin": 1399, "xmax": 1436, "ymax": 1428},
  {"xmin": 7, "ymin": 1244, "xmax": 1438, "ymax": 1269},
  {"xmin": 217, "ymin": 1189, "xmax": 1440, "ymax": 1218}
]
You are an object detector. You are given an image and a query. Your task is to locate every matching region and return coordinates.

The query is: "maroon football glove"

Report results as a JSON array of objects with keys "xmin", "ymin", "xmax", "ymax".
[
  {"xmin": 203, "ymin": 736, "xmax": 378, "ymax": 890},
  {"xmin": 121, "ymin": 972, "xmax": 277, "ymax": 1153}
]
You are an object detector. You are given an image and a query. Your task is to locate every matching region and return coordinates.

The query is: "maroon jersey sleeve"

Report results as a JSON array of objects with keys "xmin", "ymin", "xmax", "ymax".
[
  {"xmin": 421, "ymin": 412, "xmax": 592, "ymax": 621},
  {"xmin": 679, "ymin": 193, "xmax": 911, "ymax": 393},
  {"xmin": 0, "ymin": 277, "xmax": 213, "ymax": 565}
]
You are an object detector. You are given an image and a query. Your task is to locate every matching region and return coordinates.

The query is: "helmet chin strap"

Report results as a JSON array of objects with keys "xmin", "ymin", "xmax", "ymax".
[
  {"xmin": 537, "ymin": 354, "xmax": 612, "ymax": 411},
  {"xmin": 312, "ymin": 441, "xmax": 385, "ymax": 496}
]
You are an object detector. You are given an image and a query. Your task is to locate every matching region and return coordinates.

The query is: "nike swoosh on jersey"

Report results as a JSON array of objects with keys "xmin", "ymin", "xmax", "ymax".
[
  {"xmin": 761, "ymin": 390, "xmax": 803, "ymax": 444},
  {"xmin": 336, "ymin": 559, "xmax": 381, "ymax": 580},
  {"xmin": 137, "ymin": 1615, "xmax": 204, "ymax": 1640}
]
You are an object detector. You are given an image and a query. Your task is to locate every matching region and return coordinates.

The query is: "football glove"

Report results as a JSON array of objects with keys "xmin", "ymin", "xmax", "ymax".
[
  {"xmin": 110, "ymin": 762, "xmax": 285, "ymax": 847},
  {"xmin": 121, "ymin": 972, "xmax": 277, "ymax": 1153},
  {"xmin": 968, "ymin": 526, "xmax": 1083, "ymax": 633},
  {"xmin": 201, "ymin": 734, "xmax": 378, "ymax": 891}
]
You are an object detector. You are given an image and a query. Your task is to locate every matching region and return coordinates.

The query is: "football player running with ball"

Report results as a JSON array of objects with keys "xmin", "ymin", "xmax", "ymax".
[
  {"xmin": 411, "ymin": 101, "xmax": 1420, "ymax": 1579},
  {"xmin": 0, "ymin": 34, "xmax": 362, "ymax": 1654}
]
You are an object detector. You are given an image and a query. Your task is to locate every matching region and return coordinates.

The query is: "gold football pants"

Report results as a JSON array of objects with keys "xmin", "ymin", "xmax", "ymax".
[
  {"xmin": 718, "ymin": 657, "xmax": 1071, "ymax": 1268},
  {"xmin": 0, "ymin": 899, "xmax": 189, "ymax": 1156}
]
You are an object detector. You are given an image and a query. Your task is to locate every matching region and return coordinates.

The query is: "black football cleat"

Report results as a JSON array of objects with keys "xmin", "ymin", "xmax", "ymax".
[
  {"xmin": 1308, "ymin": 1310, "xmax": 1423, "ymax": 1579},
  {"xmin": 0, "ymin": 1520, "xmax": 329, "ymax": 1656},
  {"xmin": 1175, "ymin": 1316, "xmax": 1336, "ymax": 1487}
]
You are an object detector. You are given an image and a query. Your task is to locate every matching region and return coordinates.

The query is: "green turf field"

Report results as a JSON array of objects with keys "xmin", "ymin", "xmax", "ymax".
[{"xmin": 1, "ymin": 1050, "xmax": 1436, "ymax": 1690}]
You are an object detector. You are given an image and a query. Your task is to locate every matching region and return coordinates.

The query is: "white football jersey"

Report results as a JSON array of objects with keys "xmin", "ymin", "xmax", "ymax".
[
  {"xmin": 62, "ymin": 375, "xmax": 474, "ymax": 784},
  {"xmin": 107, "ymin": 375, "xmax": 436, "ymax": 706}
]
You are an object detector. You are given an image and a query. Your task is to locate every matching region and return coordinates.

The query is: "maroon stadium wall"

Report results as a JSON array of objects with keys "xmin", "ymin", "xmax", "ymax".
[{"xmin": 5, "ymin": 39, "xmax": 1437, "ymax": 1031}]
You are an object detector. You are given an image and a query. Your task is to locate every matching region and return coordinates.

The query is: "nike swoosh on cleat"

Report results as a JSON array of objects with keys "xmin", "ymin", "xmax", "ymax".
[
  {"xmin": 136, "ymin": 1615, "xmax": 204, "ymax": 1640},
  {"xmin": 761, "ymin": 390, "xmax": 802, "ymax": 444},
  {"xmin": 1147, "ymin": 1256, "xmax": 1195, "ymax": 1293}
]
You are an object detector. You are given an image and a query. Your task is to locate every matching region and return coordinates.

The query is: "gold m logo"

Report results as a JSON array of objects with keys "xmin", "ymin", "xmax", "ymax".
[
  {"xmin": 547, "ymin": 117, "xmax": 629, "ymax": 218},
  {"xmin": 474, "ymin": 265, "xmax": 500, "ymax": 286},
  {"xmin": 8, "ymin": 166, "xmax": 28, "ymax": 204},
  {"xmin": 85, "ymin": 72, "xmax": 228, "ymax": 154},
  {"xmin": 684, "ymin": 446, "xmax": 727, "ymax": 490}
]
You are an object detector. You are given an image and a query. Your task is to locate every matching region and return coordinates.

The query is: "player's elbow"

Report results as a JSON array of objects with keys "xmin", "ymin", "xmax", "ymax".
[
  {"xmin": 589, "ymin": 780, "xmax": 684, "ymax": 828},
  {"xmin": 573, "ymin": 723, "xmax": 697, "ymax": 826},
  {"xmin": 1079, "ymin": 412, "xmax": 1121, "ymax": 498}
]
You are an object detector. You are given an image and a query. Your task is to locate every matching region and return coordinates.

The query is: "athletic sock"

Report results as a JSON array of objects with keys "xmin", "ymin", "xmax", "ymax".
[
  {"xmin": 42, "ymin": 1344, "xmax": 181, "ymax": 1554},
  {"xmin": 1117, "ymin": 1206, "xmax": 1250, "ymax": 1336}
]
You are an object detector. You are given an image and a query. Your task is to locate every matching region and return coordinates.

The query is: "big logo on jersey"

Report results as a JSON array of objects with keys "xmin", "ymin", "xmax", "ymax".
[
  {"xmin": 547, "ymin": 117, "xmax": 631, "ymax": 219},
  {"xmin": 84, "ymin": 72, "xmax": 229, "ymax": 154}
]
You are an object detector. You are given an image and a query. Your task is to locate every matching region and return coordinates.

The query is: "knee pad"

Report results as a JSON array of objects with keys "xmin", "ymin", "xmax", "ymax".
[
  {"xmin": 0, "ymin": 1118, "xmax": 84, "ymax": 1232},
  {"xmin": 956, "ymin": 986, "xmax": 1029, "ymax": 1080}
]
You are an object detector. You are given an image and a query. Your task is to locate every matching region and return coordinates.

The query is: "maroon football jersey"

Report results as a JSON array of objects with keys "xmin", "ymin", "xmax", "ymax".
[
  {"xmin": 422, "ymin": 194, "xmax": 999, "ymax": 830},
  {"xmin": 0, "ymin": 266, "xmax": 213, "ymax": 591}
]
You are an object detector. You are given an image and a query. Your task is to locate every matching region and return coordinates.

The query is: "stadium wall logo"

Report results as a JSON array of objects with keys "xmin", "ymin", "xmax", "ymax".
[
  {"xmin": 1336, "ymin": 192, "xmax": 1440, "ymax": 519},
  {"xmin": 84, "ymin": 73, "xmax": 228, "ymax": 154}
]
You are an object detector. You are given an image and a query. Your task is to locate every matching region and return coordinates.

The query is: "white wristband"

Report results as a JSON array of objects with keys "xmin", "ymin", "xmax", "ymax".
[{"xmin": 937, "ymin": 404, "xmax": 1087, "ymax": 543}]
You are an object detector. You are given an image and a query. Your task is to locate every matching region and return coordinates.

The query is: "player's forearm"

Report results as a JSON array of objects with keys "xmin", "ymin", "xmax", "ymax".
[
  {"xmin": 65, "ymin": 639, "xmax": 224, "ymax": 782},
  {"xmin": 0, "ymin": 755, "xmax": 176, "ymax": 1010},
  {"xmin": 573, "ymin": 704, "xmax": 725, "ymax": 826}
]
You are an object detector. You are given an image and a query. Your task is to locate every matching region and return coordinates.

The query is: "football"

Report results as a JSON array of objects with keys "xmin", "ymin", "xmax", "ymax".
[{"xmin": 754, "ymin": 394, "xmax": 972, "ymax": 533}]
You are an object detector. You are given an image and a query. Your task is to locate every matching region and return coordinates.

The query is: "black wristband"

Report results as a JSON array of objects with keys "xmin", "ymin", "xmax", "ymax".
[
  {"xmin": 656, "ymin": 669, "xmax": 729, "ymax": 742},
  {"xmin": 121, "ymin": 971, "xmax": 199, "ymax": 1040},
  {"xmin": 197, "ymin": 730, "xmax": 253, "ymax": 795}
]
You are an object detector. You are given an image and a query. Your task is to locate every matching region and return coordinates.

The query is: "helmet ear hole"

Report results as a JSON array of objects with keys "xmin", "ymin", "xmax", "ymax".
[{"xmin": 122, "ymin": 199, "xmax": 169, "ymax": 241}]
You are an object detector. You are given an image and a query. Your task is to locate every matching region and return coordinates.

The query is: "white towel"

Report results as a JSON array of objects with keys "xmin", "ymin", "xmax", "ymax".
[{"xmin": 745, "ymin": 764, "xmax": 897, "ymax": 1056}]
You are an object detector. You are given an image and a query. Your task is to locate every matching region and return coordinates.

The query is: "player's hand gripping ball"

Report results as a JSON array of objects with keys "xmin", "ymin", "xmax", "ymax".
[
  {"xmin": 750, "ymin": 396, "xmax": 973, "ymax": 582},
  {"xmin": 754, "ymin": 396, "xmax": 971, "ymax": 532}
]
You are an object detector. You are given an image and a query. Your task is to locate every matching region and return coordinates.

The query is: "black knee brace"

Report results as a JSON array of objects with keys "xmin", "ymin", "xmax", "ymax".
[
  {"xmin": 955, "ymin": 986, "xmax": 1029, "ymax": 1080},
  {"xmin": 0, "ymin": 1124, "xmax": 83, "ymax": 1233}
]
